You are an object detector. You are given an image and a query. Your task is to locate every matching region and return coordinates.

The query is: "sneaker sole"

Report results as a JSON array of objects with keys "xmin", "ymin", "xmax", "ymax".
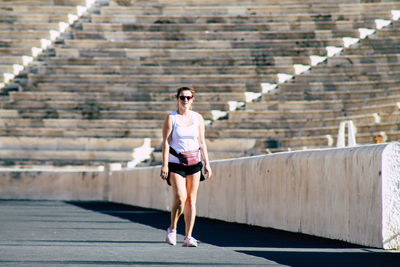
[
  {"xmin": 166, "ymin": 238, "xmax": 176, "ymax": 246},
  {"xmin": 182, "ymin": 243, "xmax": 197, "ymax": 247}
]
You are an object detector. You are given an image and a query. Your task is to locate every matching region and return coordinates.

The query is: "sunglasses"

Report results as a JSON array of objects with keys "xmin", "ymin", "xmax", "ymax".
[{"xmin": 179, "ymin": 95, "xmax": 193, "ymax": 101}]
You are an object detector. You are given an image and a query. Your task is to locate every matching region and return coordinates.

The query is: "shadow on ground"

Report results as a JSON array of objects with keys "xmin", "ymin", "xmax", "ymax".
[
  {"xmin": 67, "ymin": 201, "xmax": 400, "ymax": 267},
  {"xmin": 236, "ymin": 250, "xmax": 400, "ymax": 267}
]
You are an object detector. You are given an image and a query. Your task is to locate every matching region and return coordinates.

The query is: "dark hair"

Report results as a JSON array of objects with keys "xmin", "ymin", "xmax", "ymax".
[{"xmin": 176, "ymin": 87, "xmax": 195, "ymax": 99}]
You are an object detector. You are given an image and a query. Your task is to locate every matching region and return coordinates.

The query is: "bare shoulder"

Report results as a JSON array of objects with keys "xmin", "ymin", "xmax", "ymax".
[
  {"xmin": 194, "ymin": 111, "xmax": 205, "ymax": 128},
  {"xmin": 163, "ymin": 113, "xmax": 173, "ymax": 128},
  {"xmin": 164, "ymin": 112, "xmax": 174, "ymax": 121},
  {"xmin": 192, "ymin": 111, "xmax": 204, "ymax": 121}
]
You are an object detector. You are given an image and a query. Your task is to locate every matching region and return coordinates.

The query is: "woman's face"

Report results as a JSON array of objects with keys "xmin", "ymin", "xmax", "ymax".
[{"xmin": 177, "ymin": 90, "xmax": 194, "ymax": 110}]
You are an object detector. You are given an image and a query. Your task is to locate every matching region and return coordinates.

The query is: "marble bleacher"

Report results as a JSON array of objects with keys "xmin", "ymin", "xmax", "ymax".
[{"xmin": 0, "ymin": 0, "xmax": 400, "ymax": 167}]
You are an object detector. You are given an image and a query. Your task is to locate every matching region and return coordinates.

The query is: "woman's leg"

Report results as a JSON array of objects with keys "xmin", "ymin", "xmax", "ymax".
[
  {"xmin": 169, "ymin": 172, "xmax": 187, "ymax": 230},
  {"xmin": 184, "ymin": 171, "xmax": 201, "ymax": 237}
]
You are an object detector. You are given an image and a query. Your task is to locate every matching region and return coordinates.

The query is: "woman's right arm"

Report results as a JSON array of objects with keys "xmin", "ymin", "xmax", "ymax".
[{"xmin": 160, "ymin": 114, "xmax": 172, "ymax": 180}]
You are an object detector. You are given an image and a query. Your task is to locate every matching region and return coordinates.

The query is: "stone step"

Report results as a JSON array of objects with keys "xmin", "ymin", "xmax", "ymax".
[
  {"xmin": 0, "ymin": 22, "xmax": 59, "ymax": 30},
  {"xmin": 0, "ymin": 56, "xmax": 25, "ymax": 64},
  {"xmin": 86, "ymin": 19, "xmax": 378, "ymax": 31},
  {"xmin": 100, "ymin": 3, "xmax": 400, "ymax": 16},
  {"xmin": 294, "ymin": 71, "xmax": 400, "ymax": 83},
  {"xmin": 28, "ymin": 73, "xmax": 278, "ymax": 84},
  {"xmin": 0, "ymin": 149, "xmax": 134, "ymax": 163},
  {"xmin": 92, "ymin": 11, "xmax": 394, "ymax": 24},
  {"xmin": 82, "ymin": 21, "xmax": 372, "ymax": 32},
  {"xmin": 72, "ymin": 29, "xmax": 358, "ymax": 41},
  {"xmin": 319, "ymin": 102, "xmax": 399, "ymax": 117},
  {"xmin": 4, "ymin": 109, "xmax": 216, "ymax": 121},
  {"xmin": 0, "ymin": 0, "xmax": 86, "ymax": 5},
  {"xmin": 2, "ymin": 100, "xmax": 230, "ymax": 112},
  {"xmin": 206, "ymin": 121, "xmax": 400, "ymax": 139},
  {"xmin": 0, "ymin": 126, "xmax": 162, "ymax": 138},
  {"xmin": 0, "ymin": 136, "xmax": 258, "ymax": 155},
  {"xmin": 0, "ymin": 30, "xmax": 53, "ymax": 39},
  {"xmin": 392, "ymin": 20, "xmax": 400, "ymax": 29},
  {"xmin": 312, "ymin": 62, "xmax": 400, "ymax": 74},
  {"xmin": 0, "ymin": 159, "xmax": 106, "ymax": 167},
  {"xmin": 377, "ymin": 28, "xmax": 400, "ymax": 38},
  {"xmin": 326, "ymin": 54, "xmax": 400, "ymax": 67},
  {"xmin": 108, "ymin": 0, "xmax": 361, "ymax": 6},
  {"xmin": 0, "ymin": 6, "xmax": 77, "ymax": 13},
  {"xmin": 278, "ymin": 79, "xmax": 400, "ymax": 92},
  {"xmin": 54, "ymin": 47, "xmax": 327, "ymax": 59},
  {"xmin": 344, "ymin": 45, "xmax": 400, "ymax": 56},
  {"xmin": 264, "ymin": 87, "xmax": 400, "ymax": 101},
  {"xmin": 0, "ymin": 136, "xmax": 157, "ymax": 151},
  {"xmin": 227, "ymin": 109, "xmax": 342, "ymax": 121},
  {"xmin": 64, "ymin": 38, "xmax": 344, "ymax": 50},
  {"xmin": 347, "ymin": 40, "xmax": 400, "ymax": 53},
  {"xmin": 229, "ymin": 103, "xmax": 399, "ymax": 120},
  {"xmin": 247, "ymin": 95, "xmax": 400, "ymax": 111},
  {"xmin": 205, "ymin": 137, "xmax": 261, "ymax": 152},
  {"xmin": 0, "ymin": 13, "xmax": 70, "ymax": 23},
  {"xmin": 386, "ymin": 131, "xmax": 400, "ymax": 142},
  {"xmin": 29, "ymin": 83, "xmax": 249, "ymax": 93},
  {"xmin": 0, "ymin": 118, "xmax": 164, "ymax": 129},
  {"xmin": 36, "ymin": 65, "xmax": 295, "ymax": 76},
  {"xmin": 9, "ymin": 91, "xmax": 247, "ymax": 102},
  {"xmin": 274, "ymin": 135, "xmax": 335, "ymax": 148},
  {"xmin": 0, "ymin": 109, "xmax": 18, "ymax": 117},
  {"xmin": 278, "ymin": 130, "xmax": 400, "ymax": 148},
  {"xmin": 43, "ymin": 55, "xmax": 312, "ymax": 67},
  {"xmin": 0, "ymin": 39, "xmax": 41, "ymax": 48},
  {"xmin": 208, "ymin": 151, "xmax": 250, "ymax": 160},
  {"xmin": 0, "ymin": 47, "xmax": 34, "ymax": 56},
  {"xmin": 360, "ymin": 36, "xmax": 400, "ymax": 48},
  {"xmin": 213, "ymin": 112, "xmax": 400, "ymax": 129},
  {"xmin": 0, "ymin": 65, "xmax": 12, "ymax": 73}
]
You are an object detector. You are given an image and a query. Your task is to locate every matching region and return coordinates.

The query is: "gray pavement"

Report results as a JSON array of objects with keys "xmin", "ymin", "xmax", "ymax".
[{"xmin": 0, "ymin": 200, "xmax": 399, "ymax": 266}]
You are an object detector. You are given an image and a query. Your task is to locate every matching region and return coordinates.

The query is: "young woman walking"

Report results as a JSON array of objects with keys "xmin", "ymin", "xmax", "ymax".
[{"xmin": 160, "ymin": 87, "xmax": 212, "ymax": 247}]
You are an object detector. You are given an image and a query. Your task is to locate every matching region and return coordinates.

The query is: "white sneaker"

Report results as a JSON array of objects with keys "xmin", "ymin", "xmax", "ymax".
[
  {"xmin": 182, "ymin": 236, "xmax": 198, "ymax": 247},
  {"xmin": 166, "ymin": 228, "xmax": 176, "ymax": 246}
]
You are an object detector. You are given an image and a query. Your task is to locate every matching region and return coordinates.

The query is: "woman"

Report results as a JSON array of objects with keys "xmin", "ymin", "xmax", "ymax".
[{"xmin": 160, "ymin": 86, "xmax": 212, "ymax": 247}]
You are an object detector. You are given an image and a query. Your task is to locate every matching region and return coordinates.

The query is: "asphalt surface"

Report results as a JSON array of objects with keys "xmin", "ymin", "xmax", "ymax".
[{"xmin": 0, "ymin": 200, "xmax": 399, "ymax": 266}]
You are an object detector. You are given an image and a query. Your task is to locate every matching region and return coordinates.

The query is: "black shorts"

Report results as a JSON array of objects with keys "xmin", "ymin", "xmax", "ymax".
[{"xmin": 167, "ymin": 162, "xmax": 205, "ymax": 186}]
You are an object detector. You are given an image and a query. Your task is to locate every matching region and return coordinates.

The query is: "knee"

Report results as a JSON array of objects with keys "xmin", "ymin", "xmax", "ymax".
[
  {"xmin": 186, "ymin": 195, "xmax": 197, "ymax": 208},
  {"xmin": 175, "ymin": 194, "xmax": 187, "ymax": 209}
]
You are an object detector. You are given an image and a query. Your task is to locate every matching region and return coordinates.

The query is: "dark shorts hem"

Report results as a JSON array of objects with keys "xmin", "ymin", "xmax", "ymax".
[{"xmin": 167, "ymin": 162, "xmax": 205, "ymax": 186}]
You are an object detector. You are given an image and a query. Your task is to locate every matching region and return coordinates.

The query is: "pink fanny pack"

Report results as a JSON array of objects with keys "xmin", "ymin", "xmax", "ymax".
[{"xmin": 170, "ymin": 147, "xmax": 200, "ymax": 166}]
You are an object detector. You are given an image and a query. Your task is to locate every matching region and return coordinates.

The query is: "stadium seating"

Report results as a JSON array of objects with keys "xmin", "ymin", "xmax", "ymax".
[{"xmin": 0, "ymin": 0, "xmax": 400, "ymax": 167}]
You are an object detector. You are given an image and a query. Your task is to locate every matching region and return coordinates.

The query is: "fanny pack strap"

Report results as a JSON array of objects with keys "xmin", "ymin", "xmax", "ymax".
[{"xmin": 169, "ymin": 147, "xmax": 180, "ymax": 157}]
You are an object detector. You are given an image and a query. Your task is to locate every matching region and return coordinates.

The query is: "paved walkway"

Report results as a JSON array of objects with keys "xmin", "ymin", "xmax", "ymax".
[{"xmin": 0, "ymin": 200, "xmax": 399, "ymax": 266}]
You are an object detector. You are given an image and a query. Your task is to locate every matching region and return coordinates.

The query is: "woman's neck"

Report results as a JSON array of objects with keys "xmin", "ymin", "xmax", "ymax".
[{"xmin": 177, "ymin": 107, "xmax": 190, "ymax": 116}]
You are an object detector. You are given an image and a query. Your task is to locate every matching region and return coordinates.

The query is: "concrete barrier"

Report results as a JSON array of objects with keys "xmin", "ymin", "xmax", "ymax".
[
  {"xmin": 0, "ymin": 143, "xmax": 399, "ymax": 249},
  {"xmin": 0, "ymin": 170, "xmax": 107, "ymax": 201}
]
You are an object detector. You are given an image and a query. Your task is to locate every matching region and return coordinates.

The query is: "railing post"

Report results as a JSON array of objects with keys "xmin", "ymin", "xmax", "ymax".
[{"xmin": 337, "ymin": 120, "xmax": 357, "ymax": 148}]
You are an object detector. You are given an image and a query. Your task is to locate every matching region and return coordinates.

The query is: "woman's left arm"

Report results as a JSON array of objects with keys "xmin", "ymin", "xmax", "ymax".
[{"xmin": 198, "ymin": 114, "xmax": 212, "ymax": 179}]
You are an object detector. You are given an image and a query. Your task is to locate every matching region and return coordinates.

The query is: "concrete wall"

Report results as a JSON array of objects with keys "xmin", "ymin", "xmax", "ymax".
[
  {"xmin": 1, "ymin": 143, "xmax": 399, "ymax": 249},
  {"xmin": 0, "ymin": 170, "xmax": 108, "ymax": 201}
]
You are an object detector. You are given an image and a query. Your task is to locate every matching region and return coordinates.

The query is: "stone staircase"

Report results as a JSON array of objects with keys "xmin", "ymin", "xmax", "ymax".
[
  {"xmin": 211, "ymin": 4, "xmax": 400, "ymax": 153},
  {"xmin": 0, "ymin": 0, "xmax": 400, "ymax": 168},
  {"xmin": 0, "ymin": 0, "xmax": 89, "ymax": 87}
]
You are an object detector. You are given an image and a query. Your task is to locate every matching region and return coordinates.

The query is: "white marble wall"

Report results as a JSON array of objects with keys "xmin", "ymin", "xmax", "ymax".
[
  {"xmin": 1, "ymin": 143, "xmax": 399, "ymax": 249},
  {"xmin": 107, "ymin": 143, "xmax": 400, "ymax": 249}
]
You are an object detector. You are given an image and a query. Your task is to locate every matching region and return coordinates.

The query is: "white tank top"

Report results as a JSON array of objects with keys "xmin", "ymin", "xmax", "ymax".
[{"xmin": 168, "ymin": 110, "xmax": 201, "ymax": 164}]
